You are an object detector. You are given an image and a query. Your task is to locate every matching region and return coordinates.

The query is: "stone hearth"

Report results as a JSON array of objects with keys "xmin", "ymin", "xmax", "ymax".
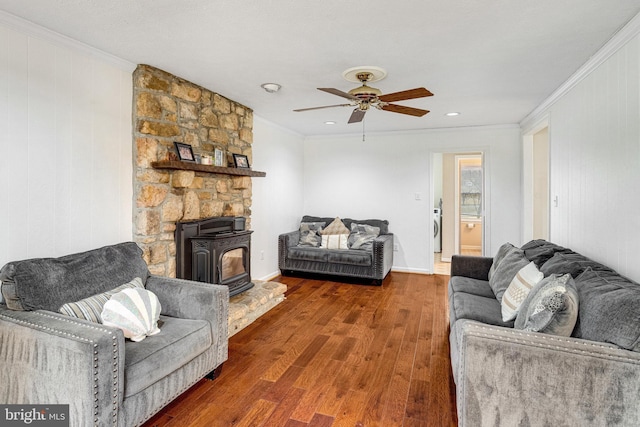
[{"xmin": 228, "ymin": 280, "xmax": 287, "ymax": 337}]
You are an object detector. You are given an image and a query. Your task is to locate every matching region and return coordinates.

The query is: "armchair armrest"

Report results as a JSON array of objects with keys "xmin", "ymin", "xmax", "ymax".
[
  {"xmin": 145, "ymin": 276, "xmax": 229, "ymax": 361},
  {"xmin": 454, "ymin": 320, "xmax": 640, "ymax": 426},
  {"xmin": 451, "ymin": 255, "xmax": 493, "ymax": 280},
  {"xmin": 372, "ymin": 233, "xmax": 394, "ymax": 280},
  {"xmin": 0, "ymin": 307, "xmax": 125, "ymax": 426}
]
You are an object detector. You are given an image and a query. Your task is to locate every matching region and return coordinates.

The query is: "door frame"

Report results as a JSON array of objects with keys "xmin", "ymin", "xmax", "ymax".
[{"xmin": 522, "ymin": 116, "xmax": 550, "ymax": 242}]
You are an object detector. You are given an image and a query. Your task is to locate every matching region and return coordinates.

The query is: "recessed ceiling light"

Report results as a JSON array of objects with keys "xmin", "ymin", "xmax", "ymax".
[
  {"xmin": 324, "ymin": 121, "xmax": 336, "ymax": 125},
  {"xmin": 260, "ymin": 83, "xmax": 281, "ymax": 93},
  {"xmin": 445, "ymin": 112, "xmax": 461, "ymax": 116}
]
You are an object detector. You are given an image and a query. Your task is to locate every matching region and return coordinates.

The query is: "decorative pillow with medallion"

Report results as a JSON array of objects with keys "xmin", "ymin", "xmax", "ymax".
[
  {"xmin": 348, "ymin": 223, "xmax": 380, "ymax": 250},
  {"xmin": 298, "ymin": 222, "xmax": 325, "ymax": 247}
]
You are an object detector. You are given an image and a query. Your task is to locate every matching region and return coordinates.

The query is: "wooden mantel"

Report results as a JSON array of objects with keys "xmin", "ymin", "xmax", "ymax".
[{"xmin": 151, "ymin": 161, "xmax": 266, "ymax": 177}]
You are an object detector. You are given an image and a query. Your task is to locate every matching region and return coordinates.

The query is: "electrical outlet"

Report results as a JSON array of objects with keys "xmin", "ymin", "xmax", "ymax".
[{"xmin": 393, "ymin": 244, "xmax": 399, "ymax": 251}]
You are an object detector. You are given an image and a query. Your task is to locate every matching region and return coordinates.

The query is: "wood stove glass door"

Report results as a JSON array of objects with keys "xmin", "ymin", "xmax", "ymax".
[{"xmin": 221, "ymin": 248, "xmax": 245, "ymax": 281}]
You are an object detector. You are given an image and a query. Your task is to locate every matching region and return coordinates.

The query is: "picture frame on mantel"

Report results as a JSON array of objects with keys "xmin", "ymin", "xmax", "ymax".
[
  {"xmin": 174, "ymin": 142, "xmax": 195, "ymax": 162},
  {"xmin": 233, "ymin": 154, "xmax": 250, "ymax": 169}
]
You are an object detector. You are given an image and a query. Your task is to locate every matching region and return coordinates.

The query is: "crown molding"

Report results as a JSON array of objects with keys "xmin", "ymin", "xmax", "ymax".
[
  {"xmin": 520, "ymin": 11, "xmax": 640, "ymax": 130},
  {"xmin": 0, "ymin": 10, "xmax": 136, "ymax": 72}
]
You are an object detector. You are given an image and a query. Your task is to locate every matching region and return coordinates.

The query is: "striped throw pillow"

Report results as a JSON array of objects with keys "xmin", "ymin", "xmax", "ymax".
[
  {"xmin": 321, "ymin": 234, "xmax": 348, "ymax": 249},
  {"xmin": 501, "ymin": 262, "xmax": 543, "ymax": 322},
  {"xmin": 321, "ymin": 217, "xmax": 350, "ymax": 235},
  {"xmin": 59, "ymin": 277, "xmax": 145, "ymax": 323}
]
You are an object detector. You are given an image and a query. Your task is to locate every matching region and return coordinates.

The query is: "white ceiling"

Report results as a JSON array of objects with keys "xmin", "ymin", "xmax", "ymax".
[{"xmin": 1, "ymin": 0, "xmax": 639, "ymax": 136}]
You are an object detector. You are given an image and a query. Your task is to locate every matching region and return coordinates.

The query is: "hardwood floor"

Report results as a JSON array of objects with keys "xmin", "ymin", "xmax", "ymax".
[{"xmin": 143, "ymin": 272, "xmax": 457, "ymax": 427}]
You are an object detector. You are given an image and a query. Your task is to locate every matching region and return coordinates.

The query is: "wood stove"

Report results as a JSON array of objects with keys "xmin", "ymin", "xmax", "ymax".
[{"xmin": 175, "ymin": 216, "xmax": 254, "ymax": 297}]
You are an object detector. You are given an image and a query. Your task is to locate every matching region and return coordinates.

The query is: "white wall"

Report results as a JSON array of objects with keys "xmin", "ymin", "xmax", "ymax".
[
  {"xmin": 251, "ymin": 116, "xmax": 305, "ymax": 279},
  {"xmin": 0, "ymin": 14, "xmax": 135, "ymax": 266},
  {"xmin": 304, "ymin": 126, "xmax": 522, "ymax": 273},
  {"xmin": 524, "ymin": 30, "xmax": 640, "ymax": 282}
]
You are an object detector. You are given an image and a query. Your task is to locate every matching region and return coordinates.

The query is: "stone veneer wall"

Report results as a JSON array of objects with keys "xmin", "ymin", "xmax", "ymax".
[{"xmin": 133, "ymin": 64, "xmax": 253, "ymax": 276}]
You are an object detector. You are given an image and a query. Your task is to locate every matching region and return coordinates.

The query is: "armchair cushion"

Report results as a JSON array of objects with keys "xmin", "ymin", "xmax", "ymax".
[{"xmin": 0, "ymin": 242, "xmax": 150, "ymax": 312}]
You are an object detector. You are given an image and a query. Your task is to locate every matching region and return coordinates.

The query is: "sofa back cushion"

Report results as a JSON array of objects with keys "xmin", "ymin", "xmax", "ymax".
[
  {"xmin": 0, "ymin": 242, "xmax": 150, "ymax": 312},
  {"xmin": 572, "ymin": 267, "xmax": 640, "ymax": 351},
  {"xmin": 540, "ymin": 252, "xmax": 615, "ymax": 278},
  {"xmin": 521, "ymin": 239, "xmax": 573, "ymax": 267}
]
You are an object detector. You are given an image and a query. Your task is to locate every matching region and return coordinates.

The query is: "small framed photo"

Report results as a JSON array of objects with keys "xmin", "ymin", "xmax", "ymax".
[
  {"xmin": 233, "ymin": 154, "xmax": 250, "ymax": 169},
  {"xmin": 174, "ymin": 142, "xmax": 195, "ymax": 162}
]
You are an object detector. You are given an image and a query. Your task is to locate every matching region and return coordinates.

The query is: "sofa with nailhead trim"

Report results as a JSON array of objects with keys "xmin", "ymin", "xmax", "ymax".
[
  {"xmin": 0, "ymin": 242, "xmax": 228, "ymax": 426},
  {"xmin": 449, "ymin": 240, "xmax": 640, "ymax": 426}
]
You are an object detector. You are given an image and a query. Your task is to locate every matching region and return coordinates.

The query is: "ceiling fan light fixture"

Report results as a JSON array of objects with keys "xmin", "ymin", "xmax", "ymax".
[
  {"xmin": 324, "ymin": 121, "xmax": 336, "ymax": 125},
  {"xmin": 261, "ymin": 83, "xmax": 281, "ymax": 93},
  {"xmin": 445, "ymin": 112, "xmax": 461, "ymax": 116}
]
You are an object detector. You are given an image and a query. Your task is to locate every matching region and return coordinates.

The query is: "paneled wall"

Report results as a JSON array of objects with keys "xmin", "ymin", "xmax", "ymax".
[
  {"xmin": 0, "ymin": 15, "xmax": 134, "ymax": 266},
  {"xmin": 526, "ymin": 31, "xmax": 640, "ymax": 282}
]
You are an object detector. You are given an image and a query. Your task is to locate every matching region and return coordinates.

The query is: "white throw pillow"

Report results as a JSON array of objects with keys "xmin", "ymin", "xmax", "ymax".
[
  {"xmin": 321, "ymin": 234, "xmax": 348, "ymax": 250},
  {"xmin": 102, "ymin": 288, "xmax": 161, "ymax": 342},
  {"xmin": 501, "ymin": 261, "xmax": 544, "ymax": 322}
]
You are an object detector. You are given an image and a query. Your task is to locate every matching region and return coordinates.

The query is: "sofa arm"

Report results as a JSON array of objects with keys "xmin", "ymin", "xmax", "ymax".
[
  {"xmin": 278, "ymin": 231, "xmax": 300, "ymax": 269},
  {"xmin": 373, "ymin": 233, "xmax": 394, "ymax": 280},
  {"xmin": 451, "ymin": 255, "xmax": 493, "ymax": 280},
  {"xmin": 454, "ymin": 320, "xmax": 640, "ymax": 426},
  {"xmin": 0, "ymin": 306, "xmax": 125, "ymax": 426},
  {"xmin": 145, "ymin": 276, "xmax": 229, "ymax": 360}
]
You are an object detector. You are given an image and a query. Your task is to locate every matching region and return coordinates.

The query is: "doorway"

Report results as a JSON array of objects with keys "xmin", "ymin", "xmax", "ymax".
[
  {"xmin": 432, "ymin": 151, "xmax": 485, "ymax": 274},
  {"xmin": 523, "ymin": 120, "xmax": 550, "ymax": 241}
]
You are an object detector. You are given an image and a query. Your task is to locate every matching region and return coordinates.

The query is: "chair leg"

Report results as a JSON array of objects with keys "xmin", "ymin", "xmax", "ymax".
[{"xmin": 205, "ymin": 364, "xmax": 224, "ymax": 380}]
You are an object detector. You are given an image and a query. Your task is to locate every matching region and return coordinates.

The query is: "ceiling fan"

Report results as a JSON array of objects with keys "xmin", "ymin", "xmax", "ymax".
[{"xmin": 294, "ymin": 66, "xmax": 433, "ymax": 124}]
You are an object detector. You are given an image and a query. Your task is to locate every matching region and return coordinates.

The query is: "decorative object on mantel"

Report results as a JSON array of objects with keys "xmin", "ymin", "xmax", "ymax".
[
  {"xmin": 214, "ymin": 148, "xmax": 225, "ymax": 167},
  {"xmin": 201, "ymin": 154, "xmax": 213, "ymax": 165},
  {"xmin": 233, "ymin": 154, "xmax": 250, "ymax": 169},
  {"xmin": 174, "ymin": 142, "xmax": 196, "ymax": 162},
  {"xmin": 151, "ymin": 161, "xmax": 266, "ymax": 177}
]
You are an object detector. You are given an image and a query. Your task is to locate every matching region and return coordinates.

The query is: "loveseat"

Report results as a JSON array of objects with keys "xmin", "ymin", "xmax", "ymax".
[
  {"xmin": 0, "ymin": 242, "xmax": 228, "ymax": 427},
  {"xmin": 278, "ymin": 215, "xmax": 393, "ymax": 284},
  {"xmin": 449, "ymin": 239, "xmax": 640, "ymax": 426}
]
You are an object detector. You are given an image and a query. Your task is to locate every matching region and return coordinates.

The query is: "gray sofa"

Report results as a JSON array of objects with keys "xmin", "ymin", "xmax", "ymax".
[
  {"xmin": 0, "ymin": 242, "xmax": 228, "ymax": 427},
  {"xmin": 278, "ymin": 215, "xmax": 393, "ymax": 284},
  {"xmin": 449, "ymin": 240, "xmax": 640, "ymax": 426}
]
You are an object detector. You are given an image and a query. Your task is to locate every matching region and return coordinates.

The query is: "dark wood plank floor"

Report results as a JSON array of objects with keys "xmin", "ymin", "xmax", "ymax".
[{"xmin": 143, "ymin": 272, "xmax": 457, "ymax": 427}]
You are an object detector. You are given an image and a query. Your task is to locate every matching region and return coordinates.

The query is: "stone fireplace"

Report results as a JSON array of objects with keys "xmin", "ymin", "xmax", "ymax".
[{"xmin": 132, "ymin": 64, "xmax": 254, "ymax": 277}]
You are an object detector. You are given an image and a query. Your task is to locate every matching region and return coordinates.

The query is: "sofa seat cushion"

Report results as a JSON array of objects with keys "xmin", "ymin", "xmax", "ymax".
[
  {"xmin": 572, "ymin": 268, "xmax": 640, "ymax": 351},
  {"xmin": 451, "ymin": 292, "xmax": 515, "ymax": 328},
  {"xmin": 124, "ymin": 315, "xmax": 211, "ymax": 397},
  {"xmin": 449, "ymin": 276, "xmax": 496, "ymax": 299},
  {"xmin": 288, "ymin": 247, "xmax": 329, "ymax": 263},
  {"xmin": 327, "ymin": 249, "xmax": 372, "ymax": 266}
]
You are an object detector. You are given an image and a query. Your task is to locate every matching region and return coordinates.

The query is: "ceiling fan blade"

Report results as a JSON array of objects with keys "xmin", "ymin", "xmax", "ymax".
[
  {"xmin": 294, "ymin": 103, "xmax": 351, "ymax": 112},
  {"xmin": 381, "ymin": 104, "xmax": 430, "ymax": 117},
  {"xmin": 348, "ymin": 109, "xmax": 366, "ymax": 123},
  {"xmin": 378, "ymin": 87, "xmax": 433, "ymax": 103},
  {"xmin": 318, "ymin": 87, "xmax": 360, "ymax": 101}
]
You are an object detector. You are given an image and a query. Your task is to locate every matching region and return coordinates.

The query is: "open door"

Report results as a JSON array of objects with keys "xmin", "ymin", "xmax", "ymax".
[{"xmin": 454, "ymin": 154, "xmax": 483, "ymax": 256}]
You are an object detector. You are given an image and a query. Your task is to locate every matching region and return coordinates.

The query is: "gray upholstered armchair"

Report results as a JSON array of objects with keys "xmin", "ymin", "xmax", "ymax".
[{"xmin": 0, "ymin": 242, "xmax": 228, "ymax": 427}]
